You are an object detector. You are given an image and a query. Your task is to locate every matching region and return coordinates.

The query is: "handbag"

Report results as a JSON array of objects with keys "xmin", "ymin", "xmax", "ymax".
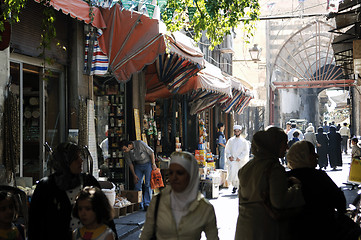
[
  {"xmin": 150, "ymin": 192, "xmax": 161, "ymax": 240},
  {"xmin": 151, "ymin": 168, "xmax": 164, "ymax": 189},
  {"xmin": 262, "ymin": 163, "xmax": 304, "ymax": 221}
]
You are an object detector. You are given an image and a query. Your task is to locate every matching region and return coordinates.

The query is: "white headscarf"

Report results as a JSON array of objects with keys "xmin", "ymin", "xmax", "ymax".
[
  {"xmin": 169, "ymin": 151, "xmax": 199, "ymax": 227},
  {"xmin": 286, "ymin": 140, "xmax": 312, "ymax": 169}
]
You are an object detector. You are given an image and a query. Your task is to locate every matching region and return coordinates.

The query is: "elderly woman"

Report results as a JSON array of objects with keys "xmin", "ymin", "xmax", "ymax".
[
  {"xmin": 235, "ymin": 127, "xmax": 304, "ymax": 240},
  {"xmin": 140, "ymin": 151, "xmax": 219, "ymax": 240},
  {"xmin": 287, "ymin": 140, "xmax": 347, "ymax": 240},
  {"xmin": 304, "ymin": 124, "xmax": 319, "ymax": 147}
]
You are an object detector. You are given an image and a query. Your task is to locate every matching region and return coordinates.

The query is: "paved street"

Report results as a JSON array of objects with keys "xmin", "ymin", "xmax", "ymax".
[{"xmin": 118, "ymin": 151, "xmax": 359, "ymax": 240}]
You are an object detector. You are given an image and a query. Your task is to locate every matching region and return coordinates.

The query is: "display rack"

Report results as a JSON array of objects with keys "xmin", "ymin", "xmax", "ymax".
[{"xmin": 106, "ymin": 83, "xmax": 126, "ymax": 186}]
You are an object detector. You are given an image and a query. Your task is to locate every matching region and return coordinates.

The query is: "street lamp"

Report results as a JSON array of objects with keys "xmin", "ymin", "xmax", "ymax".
[{"xmin": 249, "ymin": 44, "xmax": 262, "ymax": 62}]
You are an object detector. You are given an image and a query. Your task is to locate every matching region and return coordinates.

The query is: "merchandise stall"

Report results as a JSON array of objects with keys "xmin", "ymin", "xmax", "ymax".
[{"xmin": 93, "ymin": 77, "xmax": 129, "ymax": 191}]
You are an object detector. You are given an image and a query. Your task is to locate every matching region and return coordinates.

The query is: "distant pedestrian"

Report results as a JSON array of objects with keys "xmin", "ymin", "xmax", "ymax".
[
  {"xmin": 215, "ymin": 122, "xmax": 226, "ymax": 169},
  {"xmin": 288, "ymin": 131, "xmax": 300, "ymax": 148},
  {"xmin": 327, "ymin": 126, "xmax": 342, "ymax": 170},
  {"xmin": 225, "ymin": 125, "xmax": 250, "ymax": 194},
  {"xmin": 304, "ymin": 124, "xmax": 320, "ymax": 148},
  {"xmin": 72, "ymin": 186, "xmax": 116, "ymax": 240},
  {"xmin": 351, "ymin": 137, "xmax": 361, "ymax": 159},
  {"xmin": 339, "ymin": 123, "xmax": 351, "ymax": 154},
  {"xmin": 284, "ymin": 121, "xmax": 292, "ymax": 134},
  {"xmin": 287, "ymin": 123, "xmax": 304, "ymax": 141},
  {"xmin": 323, "ymin": 121, "xmax": 330, "ymax": 133},
  {"xmin": 316, "ymin": 127, "xmax": 329, "ymax": 170}
]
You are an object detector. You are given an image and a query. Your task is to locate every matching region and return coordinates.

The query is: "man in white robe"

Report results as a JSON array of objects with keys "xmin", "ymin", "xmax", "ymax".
[{"xmin": 225, "ymin": 125, "xmax": 250, "ymax": 194}]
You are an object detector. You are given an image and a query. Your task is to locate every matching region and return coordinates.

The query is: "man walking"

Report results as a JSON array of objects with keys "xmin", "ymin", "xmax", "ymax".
[
  {"xmin": 120, "ymin": 140, "xmax": 157, "ymax": 211},
  {"xmin": 225, "ymin": 125, "xmax": 250, "ymax": 194},
  {"xmin": 339, "ymin": 122, "xmax": 351, "ymax": 154},
  {"xmin": 287, "ymin": 123, "xmax": 304, "ymax": 141}
]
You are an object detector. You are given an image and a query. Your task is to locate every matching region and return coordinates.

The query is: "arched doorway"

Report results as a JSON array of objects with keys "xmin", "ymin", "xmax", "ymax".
[{"xmin": 269, "ymin": 20, "xmax": 353, "ymax": 127}]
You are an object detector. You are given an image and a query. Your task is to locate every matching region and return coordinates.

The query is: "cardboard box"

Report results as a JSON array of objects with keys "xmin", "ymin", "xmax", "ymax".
[
  {"xmin": 113, "ymin": 207, "xmax": 119, "ymax": 218},
  {"xmin": 200, "ymin": 180, "xmax": 219, "ymax": 199},
  {"xmin": 126, "ymin": 203, "xmax": 135, "ymax": 213},
  {"xmin": 134, "ymin": 203, "xmax": 140, "ymax": 211},
  {"xmin": 114, "ymin": 206, "xmax": 127, "ymax": 218},
  {"xmin": 121, "ymin": 190, "xmax": 142, "ymax": 203}
]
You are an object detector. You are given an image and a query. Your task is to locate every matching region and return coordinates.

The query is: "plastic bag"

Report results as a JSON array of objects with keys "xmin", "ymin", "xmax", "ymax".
[{"xmin": 151, "ymin": 168, "xmax": 164, "ymax": 189}]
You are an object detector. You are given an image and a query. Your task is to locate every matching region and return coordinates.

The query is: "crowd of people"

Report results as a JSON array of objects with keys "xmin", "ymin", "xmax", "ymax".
[
  {"xmin": 2, "ymin": 121, "xmax": 361, "ymax": 240},
  {"xmin": 284, "ymin": 121, "xmax": 358, "ymax": 171}
]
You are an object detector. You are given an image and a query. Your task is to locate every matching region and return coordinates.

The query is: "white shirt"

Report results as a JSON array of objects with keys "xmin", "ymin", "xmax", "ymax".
[
  {"xmin": 287, "ymin": 128, "xmax": 304, "ymax": 141},
  {"xmin": 339, "ymin": 126, "xmax": 350, "ymax": 137},
  {"xmin": 225, "ymin": 136, "xmax": 250, "ymax": 164}
]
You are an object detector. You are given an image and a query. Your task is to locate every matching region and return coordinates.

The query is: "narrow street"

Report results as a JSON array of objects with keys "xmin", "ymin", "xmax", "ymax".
[{"xmin": 118, "ymin": 151, "xmax": 358, "ymax": 240}]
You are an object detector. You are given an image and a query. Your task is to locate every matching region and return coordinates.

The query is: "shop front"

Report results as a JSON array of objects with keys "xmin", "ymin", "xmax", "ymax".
[
  {"xmin": 144, "ymin": 59, "xmax": 253, "ymax": 195},
  {"xmin": 9, "ymin": 59, "xmax": 66, "ymax": 182}
]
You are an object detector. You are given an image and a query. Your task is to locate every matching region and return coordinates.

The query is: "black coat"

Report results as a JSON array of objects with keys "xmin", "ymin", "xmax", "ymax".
[
  {"xmin": 28, "ymin": 173, "xmax": 117, "ymax": 240},
  {"xmin": 287, "ymin": 168, "xmax": 346, "ymax": 240},
  {"xmin": 328, "ymin": 128, "xmax": 342, "ymax": 168},
  {"xmin": 316, "ymin": 132, "xmax": 329, "ymax": 168}
]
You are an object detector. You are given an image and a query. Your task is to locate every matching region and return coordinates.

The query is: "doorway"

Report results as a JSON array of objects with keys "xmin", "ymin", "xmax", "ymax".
[{"xmin": 10, "ymin": 61, "xmax": 66, "ymax": 181}]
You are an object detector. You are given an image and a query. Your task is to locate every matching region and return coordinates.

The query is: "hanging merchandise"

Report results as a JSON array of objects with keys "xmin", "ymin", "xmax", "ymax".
[
  {"xmin": 175, "ymin": 137, "xmax": 182, "ymax": 152},
  {"xmin": 198, "ymin": 119, "xmax": 206, "ymax": 150},
  {"xmin": 4, "ymin": 90, "xmax": 20, "ymax": 184}
]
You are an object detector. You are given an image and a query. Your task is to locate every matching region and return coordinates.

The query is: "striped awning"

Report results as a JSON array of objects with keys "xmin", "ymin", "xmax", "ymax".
[{"xmin": 84, "ymin": 30, "xmax": 109, "ymax": 75}]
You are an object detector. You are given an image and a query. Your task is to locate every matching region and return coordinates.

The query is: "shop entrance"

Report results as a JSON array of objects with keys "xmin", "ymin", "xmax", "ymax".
[{"xmin": 10, "ymin": 61, "xmax": 66, "ymax": 182}]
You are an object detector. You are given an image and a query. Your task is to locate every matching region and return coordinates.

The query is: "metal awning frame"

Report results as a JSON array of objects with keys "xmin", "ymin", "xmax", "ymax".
[{"xmin": 272, "ymin": 79, "xmax": 354, "ymax": 89}]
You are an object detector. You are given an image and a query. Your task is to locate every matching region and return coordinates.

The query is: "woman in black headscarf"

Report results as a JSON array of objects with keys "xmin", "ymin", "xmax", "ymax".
[
  {"xmin": 28, "ymin": 142, "xmax": 117, "ymax": 240},
  {"xmin": 235, "ymin": 127, "xmax": 304, "ymax": 240},
  {"xmin": 328, "ymin": 125, "xmax": 342, "ymax": 170},
  {"xmin": 316, "ymin": 127, "xmax": 329, "ymax": 170}
]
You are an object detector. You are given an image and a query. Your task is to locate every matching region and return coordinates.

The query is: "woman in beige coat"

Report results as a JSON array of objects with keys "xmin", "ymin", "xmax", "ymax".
[
  {"xmin": 235, "ymin": 127, "xmax": 305, "ymax": 240},
  {"xmin": 140, "ymin": 151, "xmax": 219, "ymax": 240}
]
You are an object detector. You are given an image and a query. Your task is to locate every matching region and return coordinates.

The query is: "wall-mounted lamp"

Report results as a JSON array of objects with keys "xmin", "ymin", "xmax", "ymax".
[{"xmin": 249, "ymin": 44, "xmax": 262, "ymax": 62}]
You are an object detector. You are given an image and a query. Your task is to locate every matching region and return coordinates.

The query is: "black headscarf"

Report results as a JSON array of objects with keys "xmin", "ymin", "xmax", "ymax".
[
  {"xmin": 317, "ymin": 126, "xmax": 324, "ymax": 134},
  {"xmin": 49, "ymin": 142, "xmax": 83, "ymax": 191}
]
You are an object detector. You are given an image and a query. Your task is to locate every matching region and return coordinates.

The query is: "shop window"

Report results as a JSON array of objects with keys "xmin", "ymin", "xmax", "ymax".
[{"xmin": 10, "ymin": 61, "xmax": 64, "ymax": 181}]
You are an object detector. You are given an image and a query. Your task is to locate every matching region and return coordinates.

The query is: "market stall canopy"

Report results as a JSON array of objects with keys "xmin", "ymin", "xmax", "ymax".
[
  {"xmin": 34, "ymin": 0, "xmax": 106, "ymax": 29},
  {"xmin": 97, "ymin": 4, "xmax": 204, "ymax": 83},
  {"xmin": 146, "ymin": 61, "xmax": 232, "ymax": 101},
  {"xmin": 189, "ymin": 76, "xmax": 253, "ymax": 115},
  {"xmin": 146, "ymin": 59, "xmax": 253, "ymax": 115}
]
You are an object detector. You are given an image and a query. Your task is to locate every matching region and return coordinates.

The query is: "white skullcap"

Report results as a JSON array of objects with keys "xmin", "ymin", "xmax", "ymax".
[{"xmin": 233, "ymin": 125, "xmax": 242, "ymax": 130}]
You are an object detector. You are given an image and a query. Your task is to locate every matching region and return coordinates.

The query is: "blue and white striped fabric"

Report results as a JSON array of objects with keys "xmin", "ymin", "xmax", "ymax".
[{"xmin": 84, "ymin": 30, "xmax": 109, "ymax": 75}]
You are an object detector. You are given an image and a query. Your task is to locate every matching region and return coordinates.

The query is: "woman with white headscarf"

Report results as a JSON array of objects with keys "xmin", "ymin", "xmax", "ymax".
[
  {"xmin": 140, "ymin": 151, "xmax": 219, "ymax": 240},
  {"xmin": 304, "ymin": 123, "xmax": 320, "ymax": 148}
]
